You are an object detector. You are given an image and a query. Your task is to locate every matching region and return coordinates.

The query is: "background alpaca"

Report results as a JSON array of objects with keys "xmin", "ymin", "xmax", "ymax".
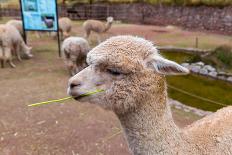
[
  {"xmin": 62, "ymin": 36, "xmax": 90, "ymax": 76},
  {"xmin": 68, "ymin": 36, "xmax": 232, "ymax": 155},
  {"xmin": 58, "ymin": 17, "xmax": 72, "ymax": 40},
  {"xmin": 83, "ymin": 17, "xmax": 114, "ymax": 44},
  {"xmin": 0, "ymin": 24, "xmax": 33, "ymax": 63},
  {"xmin": 49, "ymin": 17, "xmax": 72, "ymax": 40}
]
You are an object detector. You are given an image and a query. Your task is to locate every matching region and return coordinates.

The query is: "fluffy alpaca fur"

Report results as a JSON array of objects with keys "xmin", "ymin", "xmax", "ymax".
[
  {"xmin": 83, "ymin": 17, "xmax": 113, "ymax": 44},
  {"xmin": 62, "ymin": 37, "xmax": 90, "ymax": 76},
  {"xmin": 67, "ymin": 35, "xmax": 232, "ymax": 155},
  {"xmin": 0, "ymin": 24, "xmax": 33, "ymax": 65},
  {"xmin": 6, "ymin": 20, "xmax": 23, "ymax": 37},
  {"xmin": 59, "ymin": 17, "xmax": 72, "ymax": 40}
]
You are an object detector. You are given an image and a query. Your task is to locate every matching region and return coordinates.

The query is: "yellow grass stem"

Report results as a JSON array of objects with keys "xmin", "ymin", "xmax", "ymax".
[{"xmin": 28, "ymin": 89, "xmax": 104, "ymax": 107}]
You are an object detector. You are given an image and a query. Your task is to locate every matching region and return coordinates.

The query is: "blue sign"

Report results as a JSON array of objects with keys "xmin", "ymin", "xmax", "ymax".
[{"xmin": 20, "ymin": 0, "xmax": 58, "ymax": 31}]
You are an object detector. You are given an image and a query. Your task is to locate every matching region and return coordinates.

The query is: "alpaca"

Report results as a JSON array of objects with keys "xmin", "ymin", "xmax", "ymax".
[
  {"xmin": 83, "ymin": 17, "xmax": 114, "ymax": 44},
  {"xmin": 6, "ymin": 20, "xmax": 23, "ymax": 37},
  {"xmin": 48, "ymin": 17, "xmax": 72, "ymax": 40},
  {"xmin": 59, "ymin": 17, "xmax": 72, "ymax": 40},
  {"xmin": 68, "ymin": 35, "xmax": 232, "ymax": 155},
  {"xmin": 61, "ymin": 36, "xmax": 90, "ymax": 76},
  {"xmin": 0, "ymin": 24, "xmax": 33, "ymax": 62}
]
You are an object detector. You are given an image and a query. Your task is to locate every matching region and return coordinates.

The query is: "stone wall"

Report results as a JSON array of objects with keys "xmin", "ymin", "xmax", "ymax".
[
  {"xmin": 109, "ymin": 4, "xmax": 232, "ymax": 35},
  {"xmin": 69, "ymin": 3, "xmax": 232, "ymax": 35}
]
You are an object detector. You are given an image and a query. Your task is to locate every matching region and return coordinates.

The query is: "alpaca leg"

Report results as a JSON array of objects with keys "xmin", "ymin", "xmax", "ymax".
[
  {"xmin": 36, "ymin": 32, "xmax": 42, "ymax": 38},
  {"xmin": 97, "ymin": 34, "xmax": 101, "ymax": 44},
  {"xmin": 8, "ymin": 59, "xmax": 16, "ymax": 68},
  {"xmin": 47, "ymin": 32, "xmax": 51, "ymax": 37},
  {"xmin": 60, "ymin": 30, "xmax": 64, "ymax": 41},
  {"xmin": 84, "ymin": 30, "xmax": 90, "ymax": 39},
  {"xmin": 1, "ymin": 60, "xmax": 4, "ymax": 68},
  {"xmin": 16, "ymin": 45, "xmax": 22, "ymax": 62}
]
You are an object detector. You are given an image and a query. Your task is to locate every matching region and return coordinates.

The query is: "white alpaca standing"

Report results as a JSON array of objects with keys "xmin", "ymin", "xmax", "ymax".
[
  {"xmin": 62, "ymin": 37, "xmax": 90, "ymax": 76},
  {"xmin": 58, "ymin": 17, "xmax": 72, "ymax": 40},
  {"xmin": 39, "ymin": 17, "xmax": 72, "ymax": 40},
  {"xmin": 0, "ymin": 24, "xmax": 33, "ymax": 63},
  {"xmin": 68, "ymin": 35, "xmax": 232, "ymax": 155},
  {"xmin": 83, "ymin": 17, "xmax": 113, "ymax": 44}
]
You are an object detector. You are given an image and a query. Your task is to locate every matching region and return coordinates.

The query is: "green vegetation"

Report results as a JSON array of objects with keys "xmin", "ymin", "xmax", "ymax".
[
  {"xmin": 161, "ymin": 52, "xmax": 194, "ymax": 63},
  {"xmin": 188, "ymin": 45, "xmax": 232, "ymax": 72},
  {"xmin": 161, "ymin": 51, "xmax": 232, "ymax": 112},
  {"xmin": 214, "ymin": 45, "xmax": 232, "ymax": 68}
]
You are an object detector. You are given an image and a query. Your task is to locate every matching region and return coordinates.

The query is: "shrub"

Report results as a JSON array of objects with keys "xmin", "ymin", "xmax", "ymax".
[{"xmin": 214, "ymin": 45, "xmax": 232, "ymax": 67}]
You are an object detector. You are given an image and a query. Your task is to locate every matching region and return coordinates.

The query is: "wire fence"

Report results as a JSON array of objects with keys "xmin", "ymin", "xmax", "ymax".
[{"xmin": 0, "ymin": 4, "xmax": 129, "ymax": 21}]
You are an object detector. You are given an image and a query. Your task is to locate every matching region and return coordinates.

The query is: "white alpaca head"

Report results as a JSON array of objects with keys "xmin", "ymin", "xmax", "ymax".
[
  {"xmin": 24, "ymin": 46, "xmax": 33, "ymax": 58},
  {"xmin": 106, "ymin": 17, "xmax": 114, "ymax": 23},
  {"xmin": 68, "ymin": 35, "xmax": 189, "ymax": 114}
]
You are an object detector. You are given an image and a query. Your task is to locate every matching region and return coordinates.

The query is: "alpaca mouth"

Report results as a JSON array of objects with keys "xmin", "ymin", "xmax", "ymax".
[
  {"xmin": 71, "ymin": 89, "xmax": 105, "ymax": 100},
  {"xmin": 73, "ymin": 94, "xmax": 86, "ymax": 100}
]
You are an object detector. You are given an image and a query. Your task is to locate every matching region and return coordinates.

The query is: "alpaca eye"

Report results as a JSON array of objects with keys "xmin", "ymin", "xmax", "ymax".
[{"xmin": 107, "ymin": 69, "xmax": 122, "ymax": 76}]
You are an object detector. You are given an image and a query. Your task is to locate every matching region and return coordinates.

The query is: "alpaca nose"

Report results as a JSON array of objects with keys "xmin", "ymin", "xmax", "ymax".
[
  {"xmin": 70, "ymin": 81, "xmax": 82, "ymax": 89},
  {"xmin": 68, "ymin": 78, "xmax": 83, "ymax": 97}
]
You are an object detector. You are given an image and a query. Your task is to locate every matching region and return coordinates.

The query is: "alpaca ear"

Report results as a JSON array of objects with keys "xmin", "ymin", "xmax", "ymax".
[{"xmin": 145, "ymin": 55, "xmax": 189, "ymax": 75}]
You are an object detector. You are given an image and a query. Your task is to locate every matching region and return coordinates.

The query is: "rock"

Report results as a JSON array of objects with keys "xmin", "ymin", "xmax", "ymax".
[
  {"xmin": 175, "ymin": 105, "xmax": 182, "ymax": 110},
  {"xmin": 195, "ymin": 61, "xmax": 204, "ymax": 66},
  {"xmin": 190, "ymin": 65, "xmax": 201, "ymax": 73},
  {"xmin": 199, "ymin": 68, "xmax": 208, "ymax": 75},
  {"xmin": 227, "ymin": 77, "xmax": 232, "ymax": 82},
  {"xmin": 218, "ymin": 76, "xmax": 226, "ymax": 80},
  {"xmin": 183, "ymin": 108, "xmax": 190, "ymax": 112},
  {"xmin": 208, "ymin": 71, "xmax": 217, "ymax": 78},
  {"xmin": 218, "ymin": 71, "xmax": 226, "ymax": 75},
  {"xmin": 203, "ymin": 65, "xmax": 216, "ymax": 72},
  {"xmin": 181, "ymin": 63, "xmax": 189, "ymax": 67}
]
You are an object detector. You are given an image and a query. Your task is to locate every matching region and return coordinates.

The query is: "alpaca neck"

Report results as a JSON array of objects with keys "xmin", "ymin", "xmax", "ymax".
[
  {"xmin": 117, "ymin": 95, "xmax": 187, "ymax": 155},
  {"xmin": 103, "ymin": 22, "xmax": 112, "ymax": 32}
]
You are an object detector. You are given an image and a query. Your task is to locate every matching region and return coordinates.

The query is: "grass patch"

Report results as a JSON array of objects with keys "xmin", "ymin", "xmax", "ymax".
[
  {"xmin": 167, "ymin": 75, "xmax": 232, "ymax": 111},
  {"xmin": 214, "ymin": 45, "xmax": 232, "ymax": 67},
  {"xmin": 161, "ymin": 51, "xmax": 194, "ymax": 63}
]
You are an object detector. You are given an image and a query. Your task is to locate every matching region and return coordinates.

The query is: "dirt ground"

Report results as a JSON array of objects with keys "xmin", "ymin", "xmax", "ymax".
[{"xmin": 0, "ymin": 22, "xmax": 231, "ymax": 155}]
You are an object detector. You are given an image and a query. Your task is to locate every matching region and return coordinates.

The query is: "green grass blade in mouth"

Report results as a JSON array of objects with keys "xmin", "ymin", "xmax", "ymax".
[{"xmin": 28, "ymin": 89, "xmax": 104, "ymax": 107}]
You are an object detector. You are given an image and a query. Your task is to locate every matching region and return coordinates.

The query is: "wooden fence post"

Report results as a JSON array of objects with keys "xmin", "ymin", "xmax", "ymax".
[{"xmin": 195, "ymin": 37, "xmax": 199, "ymax": 48}]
